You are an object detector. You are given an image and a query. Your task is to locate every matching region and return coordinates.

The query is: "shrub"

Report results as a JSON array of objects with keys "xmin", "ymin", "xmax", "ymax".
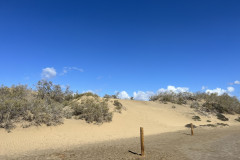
[
  {"xmin": 216, "ymin": 113, "xmax": 229, "ymax": 121},
  {"xmin": 217, "ymin": 123, "xmax": 229, "ymax": 126},
  {"xmin": 113, "ymin": 100, "xmax": 123, "ymax": 113},
  {"xmin": 172, "ymin": 105, "xmax": 176, "ymax": 109},
  {"xmin": 200, "ymin": 124, "xmax": 216, "ymax": 127},
  {"xmin": 192, "ymin": 116, "xmax": 201, "ymax": 121},
  {"xmin": 71, "ymin": 99, "xmax": 112, "ymax": 123},
  {"xmin": 190, "ymin": 102, "xmax": 200, "ymax": 108},
  {"xmin": 74, "ymin": 92, "xmax": 99, "ymax": 99},
  {"xmin": 185, "ymin": 123, "xmax": 197, "ymax": 128},
  {"xmin": 0, "ymin": 83, "xmax": 67, "ymax": 131},
  {"xmin": 235, "ymin": 117, "xmax": 240, "ymax": 122}
]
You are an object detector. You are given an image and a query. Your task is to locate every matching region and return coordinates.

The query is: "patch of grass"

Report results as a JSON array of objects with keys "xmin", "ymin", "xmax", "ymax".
[{"xmin": 207, "ymin": 120, "xmax": 211, "ymax": 122}]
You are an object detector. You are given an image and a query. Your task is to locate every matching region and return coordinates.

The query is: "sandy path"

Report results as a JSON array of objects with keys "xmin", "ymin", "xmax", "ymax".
[
  {"xmin": 0, "ymin": 100, "xmax": 240, "ymax": 158},
  {"xmin": 7, "ymin": 126, "xmax": 240, "ymax": 160}
]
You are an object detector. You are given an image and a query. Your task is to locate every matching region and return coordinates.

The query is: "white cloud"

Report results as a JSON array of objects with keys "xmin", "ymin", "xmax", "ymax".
[
  {"xmin": 133, "ymin": 91, "xmax": 155, "ymax": 101},
  {"xmin": 157, "ymin": 85, "xmax": 189, "ymax": 94},
  {"xmin": 41, "ymin": 67, "xmax": 57, "ymax": 79},
  {"xmin": 234, "ymin": 80, "xmax": 240, "ymax": 85},
  {"xmin": 205, "ymin": 88, "xmax": 227, "ymax": 95},
  {"xmin": 117, "ymin": 91, "xmax": 130, "ymax": 99},
  {"xmin": 227, "ymin": 86, "xmax": 235, "ymax": 93},
  {"xmin": 60, "ymin": 67, "xmax": 84, "ymax": 75}
]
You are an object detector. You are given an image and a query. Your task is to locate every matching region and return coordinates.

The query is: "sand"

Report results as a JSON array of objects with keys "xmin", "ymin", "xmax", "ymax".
[{"xmin": 1, "ymin": 99, "xmax": 240, "ymax": 159}]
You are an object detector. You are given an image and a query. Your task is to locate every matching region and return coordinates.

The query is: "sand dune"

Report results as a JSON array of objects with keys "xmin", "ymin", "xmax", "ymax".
[{"xmin": 0, "ymin": 99, "xmax": 239, "ymax": 158}]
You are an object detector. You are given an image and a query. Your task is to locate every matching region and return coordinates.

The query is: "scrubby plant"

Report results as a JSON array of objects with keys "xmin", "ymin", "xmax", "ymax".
[
  {"xmin": 200, "ymin": 124, "xmax": 216, "ymax": 127},
  {"xmin": 192, "ymin": 115, "xmax": 201, "ymax": 121},
  {"xmin": 71, "ymin": 99, "xmax": 112, "ymax": 123},
  {"xmin": 235, "ymin": 117, "xmax": 240, "ymax": 122},
  {"xmin": 113, "ymin": 100, "xmax": 123, "ymax": 113},
  {"xmin": 74, "ymin": 92, "xmax": 99, "ymax": 99},
  {"xmin": 0, "ymin": 81, "xmax": 75, "ymax": 131},
  {"xmin": 172, "ymin": 105, "xmax": 176, "ymax": 109},
  {"xmin": 185, "ymin": 123, "xmax": 197, "ymax": 128},
  {"xmin": 216, "ymin": 113, "xmax": 229, "ymax": 121},
  {"xmin": 190, "ymin": 101, "xmax": 200, "ymax": 108},
  {"xmin": 150, "ymin": 91, "xmax": 240, "ymax": 114},
  {"xmin": 216, "ymin": 123, "xmax": 229, "ymax": 126}
]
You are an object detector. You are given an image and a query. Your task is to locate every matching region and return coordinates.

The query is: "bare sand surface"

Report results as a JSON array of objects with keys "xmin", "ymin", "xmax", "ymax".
[
  {"xmin": 1, "ymin": 99, "xmax": 240, "ymax": 159},
  {"xmin": 5, "ymin": 126, "xmax": 240, "ymax": 160}
]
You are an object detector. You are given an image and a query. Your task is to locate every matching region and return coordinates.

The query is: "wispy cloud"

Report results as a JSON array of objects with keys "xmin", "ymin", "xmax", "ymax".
[
  {"xmin": 41, "ymin": 67, "xmax": 57, "ymax": 79},
  {"xmin": 60, "ymin": 67, "xmax": 84, "ymax": 76},
  {"xmin": 230, "ymin": 80, "xmax": 240, "ymax": 85},
  {"xmin": 227, "ymin": 86, "xmax": 235, "ymax": 92}
]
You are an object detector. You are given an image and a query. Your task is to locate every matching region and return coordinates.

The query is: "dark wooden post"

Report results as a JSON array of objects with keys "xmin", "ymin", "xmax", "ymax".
[
  {"xmin": 191, "ymin": 123, "xmax": 194, "ymax": 136},
  {"xmin": 140, "ymin": 127, "xmax": 145, "ymax": 156}
]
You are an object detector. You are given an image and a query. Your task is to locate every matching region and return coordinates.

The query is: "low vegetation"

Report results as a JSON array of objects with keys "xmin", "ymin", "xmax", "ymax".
[
  {"xmin": 113, "ymin": 100, "xmax": 123, "ymax": 113},
  {"xmin": 71, "ymin": 99, "xmax": 112, "ymax": 123},
  {"xmin": 216, "ymin": 113, "xmax": 229, "ymax": 121},
  {"xmin": 0, "ymin": 80, "xmax": 113, "ymax": 131},
  {"xmin": 150, "ymin": 91, "xmax": 240, "ymax": 115},
  {"xmin": 192, "ymin": 115, "xmax": 201, "ymax": 121}
]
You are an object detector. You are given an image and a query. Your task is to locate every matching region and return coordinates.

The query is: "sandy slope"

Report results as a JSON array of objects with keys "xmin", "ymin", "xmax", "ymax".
[{"xmin": 0, "ymin": 99, "xmax": 239, "ymax": 157}]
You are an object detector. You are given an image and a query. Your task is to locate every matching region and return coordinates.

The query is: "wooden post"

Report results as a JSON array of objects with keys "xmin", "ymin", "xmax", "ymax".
[
  {"xmin": 191, "ymin": 123, "xmax": 194, "ymax": 136},
  {"xmin": 140, "ymin": 127, "xmax": 145, "ymax": 157}
]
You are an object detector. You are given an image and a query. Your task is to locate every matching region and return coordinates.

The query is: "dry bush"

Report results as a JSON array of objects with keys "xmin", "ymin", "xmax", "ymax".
[
  {"xmin": 192, "ymin": 115, "xmax": 201, "ymax": 121},
  {"xmin": 150, "ymin": 91, "xmax": 240, "ymax": 114},
  {"xmin": 113, "ymin": 100, "xmax": 123, "ymax": 113},
  {"xmin": 74, "ymin": 92, "xmax": 99, "ymax": 99},
  {"xmin": 71, "ymin": 99, "xmax": 112, "ymax": 123},
  {"xmin": 216, "ymin": 113, "xmax": 229, "ymax": 121},
  {"xmin": 0, "ymin": 81, "xmax": 71, "ymax": 131}
]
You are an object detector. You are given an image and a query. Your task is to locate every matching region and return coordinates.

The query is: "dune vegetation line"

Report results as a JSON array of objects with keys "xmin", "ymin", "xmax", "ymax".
[{"xmin": 1, "ymin": 80, "xmax": 240, "ymax": 132}]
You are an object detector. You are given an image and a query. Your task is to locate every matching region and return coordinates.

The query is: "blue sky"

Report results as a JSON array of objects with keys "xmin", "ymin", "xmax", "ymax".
[{"xmin": 0, "ymin": 0, "xmax": 240, "ymax": 100}]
